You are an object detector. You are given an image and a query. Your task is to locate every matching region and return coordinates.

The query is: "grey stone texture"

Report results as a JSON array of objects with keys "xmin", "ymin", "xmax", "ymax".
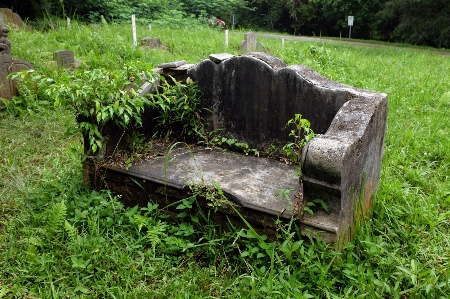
[
  {"xmin": 239, "ymin": 32, "xmax": 264, "ymax": 53},
  {"xmin": 209, "ymin": 53, "xmax": 234, "ymax": 63},
  {"xmin": 0, "ymin": 19, "xmax": 33, "ymax": 101},
  {"xmin": 155, "ymin": 63, "xmax": 195, "ymax": 83},
  {"xmin": 83, "ymin": 52, "xmax": 388, "ymax": 244},
  {"xmin": 128, "ymin": 147, "xmax": 299, "ymax": 218},
  {"xmin": 54, "ymin": 50, "xmax": 81, "ymax": 68},
  {"xmin": 0, "ymin": 8, "xmax": 32, "ymax": 31},
  {"xmin": 158, "ymin": 60, "xmax": 187, "ymax": 69},
  {"xmin": 140, "ymin": 37, "xmax": 161, "ymax": 49},
  {"xmin": 187, "ymin": 53, "xmax": 388, "ymax": 243}
]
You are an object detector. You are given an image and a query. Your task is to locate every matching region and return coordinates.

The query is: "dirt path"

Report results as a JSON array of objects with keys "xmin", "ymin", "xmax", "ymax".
[{"xmin": 257, "ymin": 33, "xmax": 450, "ymax": 57}]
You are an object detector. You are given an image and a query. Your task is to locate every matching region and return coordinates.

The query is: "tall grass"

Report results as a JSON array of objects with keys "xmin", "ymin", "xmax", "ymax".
[{"xmin": 1, "ymin": 20, "xmax": 450, "ymax": 298}]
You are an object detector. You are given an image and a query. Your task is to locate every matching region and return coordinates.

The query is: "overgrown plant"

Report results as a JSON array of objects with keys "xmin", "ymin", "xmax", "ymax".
[
  {"xmin": 11, "ymin": 63, "xmax": 155, "ymax": 155},
  {"xmin": 283, "ymin": 113, "xmax": 316, "ymax": 167},
  {"xmin": 149, "ymin": 76, "xmax": 207, "ymax": 141},
  {"xmin": 201, "ymin": 132, "xmax": 259, "ymax": 156}
]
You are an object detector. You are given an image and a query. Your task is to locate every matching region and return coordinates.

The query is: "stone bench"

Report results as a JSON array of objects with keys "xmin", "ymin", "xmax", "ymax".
[{"xmin": 83, "ymin": 52, "xmax": 388, "ymax": 244}]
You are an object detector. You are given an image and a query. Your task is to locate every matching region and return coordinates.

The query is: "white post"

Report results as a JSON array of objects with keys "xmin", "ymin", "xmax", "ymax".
[
  {"xmin": 132, "ymin": 15, "xmax": 137, "ymax": 46},
  {"xmin": 67, "ymin": 17, "xmax": 70, "ymax": 27},
  {"xmin": 282, "ymin": 38, "xmax": 285, "ymax": 48},
  {"xmin": 225, "ymin": 30, "xmax": 229, "ymax": 47},
  {"xmin": 149, "ymin": 24, "xmax": 152, "ymax": 31}
]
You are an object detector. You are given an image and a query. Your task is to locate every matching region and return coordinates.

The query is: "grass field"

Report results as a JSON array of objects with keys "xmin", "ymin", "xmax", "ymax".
[{"xmin": 1, "ymin": 21, "xmax": 450, "ymax": 298}]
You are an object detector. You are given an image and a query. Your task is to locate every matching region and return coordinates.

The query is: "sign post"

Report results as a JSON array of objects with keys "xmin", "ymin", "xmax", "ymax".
[
  {"xmin": 348, "ymin": 16, "xmax": 354, "ymax": 39},
  {"xmin": 225, "ymin": 30, "xmax": 229, "ymax": 47},
  {"xmin": 231, "ymin": 14, "xmax": 236, "ymax": 30},
  {"xmin": 132, "ymin": 15, "xmax": 137, "ymax": 46}
]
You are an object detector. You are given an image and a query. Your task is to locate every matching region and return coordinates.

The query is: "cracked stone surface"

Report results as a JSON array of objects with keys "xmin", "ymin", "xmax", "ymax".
[{"xmin": 128, "ymin": 147, "xmax": 299, "ymax": 218}]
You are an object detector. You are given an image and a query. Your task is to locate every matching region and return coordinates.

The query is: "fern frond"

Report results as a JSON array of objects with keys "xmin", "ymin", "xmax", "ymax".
[
  {"xmin": 146, "ymin": 220, "xmax": 168, "ymax": 247},
  {"xmin": 46, "ymin": 200, "xmax": 67, "ymax": 235},
  {"xmin": 133, "ymin": 214, "xmax": 149, "ymax": 232},
  {"xmin": 64, "ymin": 220, "xmax": 78, "ymax": 243}
]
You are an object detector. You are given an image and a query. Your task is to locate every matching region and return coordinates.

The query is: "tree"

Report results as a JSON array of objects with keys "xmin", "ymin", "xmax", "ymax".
[{"xmin": 379, "ymin": 0, "xmax": 450, "ymax": 48}]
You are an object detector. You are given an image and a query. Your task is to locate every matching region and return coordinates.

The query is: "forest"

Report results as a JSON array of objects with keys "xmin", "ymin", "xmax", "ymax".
[{"xmin": 3, "ymin": 0, "xmax": 450, "ymax": 49}]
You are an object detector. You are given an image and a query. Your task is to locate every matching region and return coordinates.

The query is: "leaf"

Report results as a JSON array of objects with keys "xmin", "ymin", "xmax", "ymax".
[
  {"xmin": 304, "ymin": 206, "xmax": 314, "ymax": 215},
  {"xmin": 313, "ymin": 199, "xmax": 329, "ymax": 213},
  {"xmin": 177, "ymin": 212, "xmax": 187, "ymax": 218},
  {"xmin": 176, "ymin": 203, "xmax": 186, "ymax": 210},
  {"xmin": 74, "ymin": 286, "xmax": 89, "ymax": 294}
]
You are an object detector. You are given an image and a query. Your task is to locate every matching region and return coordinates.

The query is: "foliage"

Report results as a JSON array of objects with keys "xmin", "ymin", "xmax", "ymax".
[
  {"xmin": 378, "ymin": 0, "xmax": 450, "ymax": 48},
  {"xmin": 149, "ymin": 76, "xmax": 207, "ymax": 141},
  {"xmin": 283, "ymin": 113, "xmax": 315, "ymax": 166},
  {"xmin": 10, "ymin": 64, "xmax": 154, "ymax": 154}
]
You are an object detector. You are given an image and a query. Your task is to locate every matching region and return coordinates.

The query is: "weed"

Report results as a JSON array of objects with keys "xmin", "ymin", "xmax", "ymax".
[
  {"xmin": 149, "ymin": 76, "xmax": 207, "ymax": 141},
  {"xmin": 283, "ymin": 113, "xmax": 316, "ymax": 167}
]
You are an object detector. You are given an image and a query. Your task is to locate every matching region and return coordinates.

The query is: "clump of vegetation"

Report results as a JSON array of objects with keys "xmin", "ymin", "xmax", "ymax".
[{"xmin": 9, "ymin": 63, "xmax": 154, "ymax": 155}]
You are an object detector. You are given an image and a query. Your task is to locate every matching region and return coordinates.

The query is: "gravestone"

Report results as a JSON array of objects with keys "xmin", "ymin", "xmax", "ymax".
[
  {"xmin": 140, "ymin": 37, "xmax": 161, "ymax": 49},
  {"xmin": 239, "ymin": 32, "xmax": 264, "ymax": 53},
  {"xmin": 0, "ymin": 19, "xmax": 33, "ymax": 102},
  {"xmin": 186, "ymin": 52, "xmax": 388, "ymax": 243},
  {"xmin": 155, "ymin": 60, "xmax": 195, "ymax": 83},
  {"xmin": 83, "ymin": 52, "xmax": 388, "ymax": 244},
  {"xmin": 0, "ymin": 8, "xmax": 32, "ymax": 31},
  {"xmin": 53, "ymin": 50, "xmax": 81, "ymax": 68}
]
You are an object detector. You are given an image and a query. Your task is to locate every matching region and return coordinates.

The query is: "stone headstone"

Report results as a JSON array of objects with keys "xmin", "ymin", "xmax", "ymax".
[
  {"xmin": 0, "ymin": 8, "xmax": 32, "ymax": 31},
  {"xmin": 0, "ymin": 19, "xmax": 33, "ymax": 102},
  {"xmin": 0, "ymin": 54, "xmax": 14, "ymax": 99},
  {"xmin": 187, "ymin": 53, "xmax": 388, "ymax": 243},
  {"xmin": 137, "ymin": 77, "xmax": 160, "ymax": 97},
  {"xmin": 53, "ymin": 50, "xmax": 81, "ymax": 68},
  {"xmin": 54, "ymin": 50, "xmax": 74, "ymax": 67},
  {"xmin": 0, "ymin": 9, "xmax": 13, "ymax": 24},
  {"xmin": 140, "ymin": 37, "xmax": 161, "ymax": 49},
  {"xmin": 239, "ymin": 32, "xmax": 264, "ymax": 53}
]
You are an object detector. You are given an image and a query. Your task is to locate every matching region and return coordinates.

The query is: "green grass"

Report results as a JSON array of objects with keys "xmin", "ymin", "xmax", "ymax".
[{"xmin": 1, "ymin": 20, "xmax": 450, "ymax": 298}]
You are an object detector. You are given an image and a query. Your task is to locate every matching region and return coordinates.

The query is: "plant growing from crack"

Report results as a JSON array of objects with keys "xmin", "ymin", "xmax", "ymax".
[{"xmin": 281, "ymin": 114, "xmax": 323, "ymax": 219}]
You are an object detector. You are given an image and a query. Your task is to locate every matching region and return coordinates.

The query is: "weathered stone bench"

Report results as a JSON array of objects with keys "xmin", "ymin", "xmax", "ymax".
[{"xmin": 83, "ymin": 52, "xmax": 387, "ymax": 244}]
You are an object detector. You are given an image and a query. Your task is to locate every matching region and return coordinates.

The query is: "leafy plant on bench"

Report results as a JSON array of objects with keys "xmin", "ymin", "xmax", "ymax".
[
  {"xmin": 278, "ymin": 114, "xmax": 324, "ymax": 219},
  {"xmin": 10, "ymin": 64, "xmax": 155, "ymax": 156},
  {"xmin": 283, "ymin": 113, "xmax": 316, "ymax": 167},
  {"xmin": 202, "ymin": 133, "xmax": 259, "ymax": 156},
  {"xmin": 149, "ymin": 76, "xmax": 207, "ymax": 141}
]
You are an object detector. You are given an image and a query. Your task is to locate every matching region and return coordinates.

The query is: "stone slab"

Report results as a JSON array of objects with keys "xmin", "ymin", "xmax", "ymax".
[
  {"xmin": 209, "ymin": 53, "xmax": 234, "ymax": 63},
  {"xmin": 140, "ymin": 37, "xmax": 161, "ymax": 49},
  {"xmin": 137, "ymin": 77, "xmax": 160, "ymax": 97},
  {"xmin": 239, "ymin": 32, "xmax": 258, "ymax": 53},
  {"xmin": 127, "ymin": 147, "xmax": 299, "ymax": 218},
  {"xmin": 187, "ymin": 53, "xmax": 388, "ymax": 244},
  {"xmin": 0, "ymin": 54, "xmax": 14, "ymax": 99},
  {"xmin": 54, "ymin": 50, "xmax": 74, "ymax": 68},
  {"xmin": 158, "ymin": 60, "xmax": 187, "ymax": 69}
]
